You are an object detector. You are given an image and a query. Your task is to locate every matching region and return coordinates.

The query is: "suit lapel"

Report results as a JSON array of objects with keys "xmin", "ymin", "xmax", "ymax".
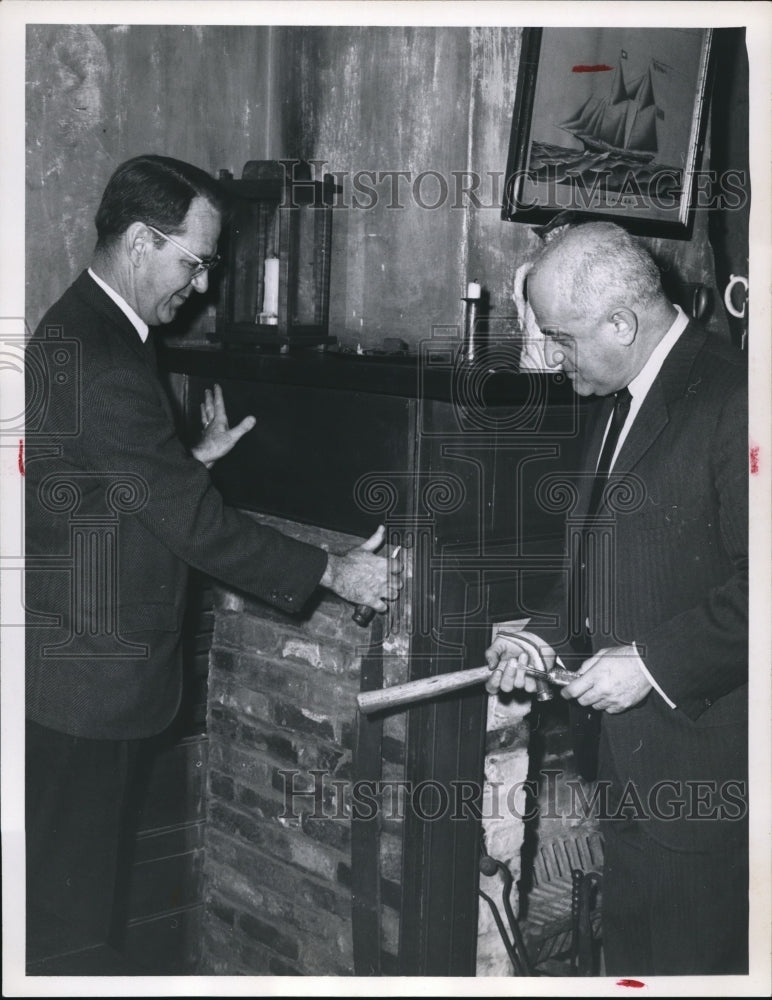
[
  {"xmin": 612, "ymin": 378, "xmax": 670, "ymax": 477},
  {"xmin": 143, "ymin": 330, "xmax": 160, "ymax": 374},
  {"xmin": 72, "ymin": 271, "xmax": 174, "ymax": 421},
  {"xmin": 575, "ymin": 395, "xmax": 615, "ymax": 517},
  {"xmin": 609, "ymin": 321, "xmax": 708, "ymax": 479},
  {"xmin": 72, "ymin": 271, "xmax": 155, "ymax": 370}
]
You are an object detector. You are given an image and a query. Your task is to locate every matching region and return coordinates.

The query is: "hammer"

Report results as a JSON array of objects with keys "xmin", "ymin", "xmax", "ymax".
[
  {"xmin": 496, "ymin": 629, "xmax": 555, "ymax": 703},
  {"xmin": 356, "ymin": 660, "xmax": 574, "ymax": 715}
]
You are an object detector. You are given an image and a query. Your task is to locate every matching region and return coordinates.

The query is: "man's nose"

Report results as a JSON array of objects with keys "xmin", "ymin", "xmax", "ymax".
[{"xmin": 191, "ymin": 270, "xmax": 209, "ymax": 293}]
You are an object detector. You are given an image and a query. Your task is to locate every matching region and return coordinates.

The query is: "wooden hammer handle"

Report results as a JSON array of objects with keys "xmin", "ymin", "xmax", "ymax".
[
  {"xmin": 356, "ymin": 665, "xmax": 492, "ymax": 715},
  {"xmin": 357, "ymin": 662, "xmax": 574, "ymax": 714}
]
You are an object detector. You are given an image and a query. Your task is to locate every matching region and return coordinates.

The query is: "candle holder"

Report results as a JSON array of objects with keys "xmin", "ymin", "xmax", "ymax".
[
  {"xmin": 212, "ymin": 160, "xmax": 339, "ymax": 351},
  {"xmin": 458, "ymin": 280, "xmax": 482, "ymax": 364}
]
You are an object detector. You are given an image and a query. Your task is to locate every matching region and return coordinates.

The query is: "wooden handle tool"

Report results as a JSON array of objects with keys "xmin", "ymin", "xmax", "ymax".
[{"xmin": 356, "ymin": 662, "xmax": 575, "ymax": 715}]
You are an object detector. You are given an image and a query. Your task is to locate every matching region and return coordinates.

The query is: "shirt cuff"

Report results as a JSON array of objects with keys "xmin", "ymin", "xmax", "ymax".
[{"xmin": 633, "ymin": 640, "xmax": 676, "ymax": 709}]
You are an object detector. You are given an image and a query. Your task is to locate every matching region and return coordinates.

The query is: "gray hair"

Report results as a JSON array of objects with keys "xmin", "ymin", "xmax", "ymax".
[{"xmin": 531, "ymin": 222, "xmax": 663, "ymax": 317}]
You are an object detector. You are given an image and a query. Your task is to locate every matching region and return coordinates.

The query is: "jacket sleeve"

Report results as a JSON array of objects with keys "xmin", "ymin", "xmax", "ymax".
[
  {"xmin": 635, "ymin": 375, "xmax": 748, "ymax": 720},
  {"xmin": 81, "ymin": 363, "xmax": 329, "ymax": 614}
]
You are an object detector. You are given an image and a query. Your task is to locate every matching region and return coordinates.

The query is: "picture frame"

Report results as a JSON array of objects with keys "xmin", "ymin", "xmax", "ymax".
[{"xmin": 503, "ymin": 27, "xmax": 715, "ymax": 239}]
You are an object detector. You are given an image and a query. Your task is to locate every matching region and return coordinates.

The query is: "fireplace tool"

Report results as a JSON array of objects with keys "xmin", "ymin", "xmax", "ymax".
[
  {"xmin": 479, "ymin": 850, "xmax": 603, "ymax": 977},
  {"xmin": 478, "ymin": 851, "xmax": 534, "ymax": 976}
]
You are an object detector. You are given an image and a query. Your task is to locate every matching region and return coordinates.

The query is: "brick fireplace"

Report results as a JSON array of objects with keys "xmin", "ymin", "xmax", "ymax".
[
  {"xmin": 200, "ymin": 517, "xmax": 406, "ymax": 975},
  {"xmin": 162, "ymin": 341, "xmax": 584, "ymax": 976},
  {"xmin": 197, "ymin": 515, "xmax": 536, "ymax": 975}
]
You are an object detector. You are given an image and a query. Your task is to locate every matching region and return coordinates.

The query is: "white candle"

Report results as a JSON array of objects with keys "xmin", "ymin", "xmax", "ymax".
[
  {"xmin": 262, "ymin": 257, "xmax": 279, "ymax": 317},
  {"xmin": 466, "ymin": 281, "xmax": 481, "ymax": 299}
]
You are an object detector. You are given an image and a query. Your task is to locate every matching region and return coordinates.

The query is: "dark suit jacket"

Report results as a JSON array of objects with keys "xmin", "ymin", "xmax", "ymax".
[
  {"xmin": 533, "ymin": 320, "xmax": 748, "ymax": 851},
  {"xmin": 25, "ymin": 272, "xmax": 328, "ymax": 740}
]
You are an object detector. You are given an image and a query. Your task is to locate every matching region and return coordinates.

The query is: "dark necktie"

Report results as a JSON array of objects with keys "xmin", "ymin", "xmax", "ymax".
[
  {"xmin": 569, "ymin": 386, "xmax": 632, "ymax": 780},
  {"xmin": 586, "ymin": 387, "xmax": 632, "ymax": 518}
]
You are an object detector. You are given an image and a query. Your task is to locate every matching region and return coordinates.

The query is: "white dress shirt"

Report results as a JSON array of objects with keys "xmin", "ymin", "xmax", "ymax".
[
  {"xmin": 602, "ymin": 304, "xmax": 690, "ymax": 474},
  {"xmin": 88, "ymin": 267, "xmax": 149, "ymax": 342}
]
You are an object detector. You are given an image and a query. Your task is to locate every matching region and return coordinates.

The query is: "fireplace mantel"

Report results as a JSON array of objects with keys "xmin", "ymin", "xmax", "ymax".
[{"xmin": 160, "ymin": 341, "xmax": 576, "ymax": 403}]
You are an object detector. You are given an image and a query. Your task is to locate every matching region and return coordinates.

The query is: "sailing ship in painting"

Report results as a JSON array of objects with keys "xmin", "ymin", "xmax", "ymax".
[
  {"xmin": 560, "ymin": 54, "xmax": 660, "ymax": 161},
  {"xmin": 527, "ymin": 52, "xmax": 682, "ymax": 200}
]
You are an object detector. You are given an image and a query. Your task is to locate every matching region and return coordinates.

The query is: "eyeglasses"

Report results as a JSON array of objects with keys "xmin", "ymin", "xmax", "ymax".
[{"xmin": 145, "ymin": 224, "xmax": 221, "ymax": 279}]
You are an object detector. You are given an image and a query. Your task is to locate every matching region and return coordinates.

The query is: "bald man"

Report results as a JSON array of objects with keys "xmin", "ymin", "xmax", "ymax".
[{"xmin": 486, "ymin": 223, "xmax": 748, "ymax": 975}]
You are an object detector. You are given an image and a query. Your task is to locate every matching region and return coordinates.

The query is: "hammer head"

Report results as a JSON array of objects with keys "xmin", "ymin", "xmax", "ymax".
[{"xmin": 534, "ymin": 676, "xmax": 554, "ymax": 701}]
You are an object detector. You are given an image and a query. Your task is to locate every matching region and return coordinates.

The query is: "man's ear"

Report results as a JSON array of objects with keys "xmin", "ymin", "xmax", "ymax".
[
  {"xmin": 125, "ymin": 222, "xmax": 152, "ymax": 268},
  {"xmin": 608, "ymin": 307, "xmax": 638, "ymax": 346}
]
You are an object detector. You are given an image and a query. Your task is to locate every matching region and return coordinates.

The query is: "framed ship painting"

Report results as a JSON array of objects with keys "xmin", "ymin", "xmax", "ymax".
[{"xmin": 503, "ymin": 27, "xmax": 714, "ymax": 238}]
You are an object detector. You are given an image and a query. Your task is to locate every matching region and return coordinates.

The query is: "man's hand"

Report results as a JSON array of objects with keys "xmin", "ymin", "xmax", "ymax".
[
  {"xmin": 561, "ymin": 645, "xmax": 652, "ymax": 713},
  {"xmin": 192, "ymin": 383, "xmax": 256, "ymax": 469},
  {"xmin": 484, "ymin": 630, "xmax": 557, "ymax": 695},
  {"xmin": 514, "ymin": 262, "xmax": 550, "ymax": 372},
  {"xmin": 320, "ymin": 525, "xmax": 403, "ymax": 612}
]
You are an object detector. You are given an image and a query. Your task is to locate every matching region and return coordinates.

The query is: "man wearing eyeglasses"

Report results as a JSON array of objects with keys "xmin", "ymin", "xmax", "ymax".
[{"xmin": 24, "ymin": 154, "xmax": 401, "ymax": 970}]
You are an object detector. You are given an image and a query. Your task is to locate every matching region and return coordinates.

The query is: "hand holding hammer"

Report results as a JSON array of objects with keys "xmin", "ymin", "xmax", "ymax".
[{"xmin": 357, "ymin": 629, "xmax": 568, "ymax": 714}]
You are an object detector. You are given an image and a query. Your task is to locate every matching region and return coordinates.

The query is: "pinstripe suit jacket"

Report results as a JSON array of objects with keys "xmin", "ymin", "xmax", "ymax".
[
  {"xmin": 25, "ymin": 271, "xmax": 328, "ymax": 739},
  {"xmin": 534, "ymin": 320, "xmax": 748, "ymax": 851}
]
